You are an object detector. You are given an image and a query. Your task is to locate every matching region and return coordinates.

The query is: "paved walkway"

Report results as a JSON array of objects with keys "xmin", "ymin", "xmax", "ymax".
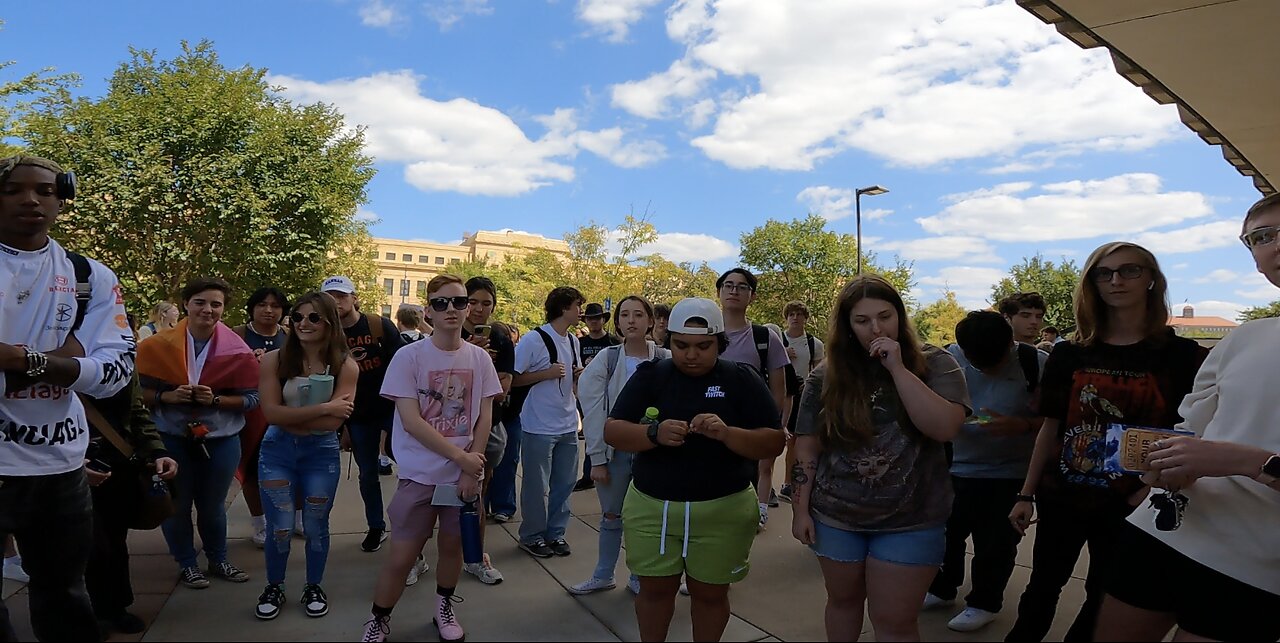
[{"xmin": 3, "ymin": 449, "xmax": 1090, "ymax": 641}]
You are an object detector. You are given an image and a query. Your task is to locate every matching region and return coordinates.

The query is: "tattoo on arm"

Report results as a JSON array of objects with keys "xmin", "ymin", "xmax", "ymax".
[{"xmin": 790, "ymin": 460, "xmax": 816, "ymax": 486}]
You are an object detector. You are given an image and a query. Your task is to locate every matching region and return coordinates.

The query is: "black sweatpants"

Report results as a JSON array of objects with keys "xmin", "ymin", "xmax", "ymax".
[{"xmin": 928, "ymin": 476, "xmax": 1024, "ymax": 612}]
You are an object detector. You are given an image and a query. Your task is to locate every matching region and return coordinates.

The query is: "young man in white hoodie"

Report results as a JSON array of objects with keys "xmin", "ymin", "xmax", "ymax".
[{"xmin": 0, "ymin": 155, "xmax": 135, "ymax": 641}]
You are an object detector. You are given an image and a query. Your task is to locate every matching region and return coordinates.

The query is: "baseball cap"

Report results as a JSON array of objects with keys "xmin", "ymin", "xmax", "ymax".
[
  {"xmin": 667, "ymin": 298, "xmax": 725, "ymax": 335},
  {"xmin": 321, "ymin": 276, "xmax": 356, "ymax": 294}
]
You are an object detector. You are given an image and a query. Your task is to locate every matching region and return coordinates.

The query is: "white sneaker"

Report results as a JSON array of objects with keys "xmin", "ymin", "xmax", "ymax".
[
  {"xmin": 947, "ymin": 607, "xmax": 998, "ymax": 632},
  {"xmin": 294, "ymin": 510, "xmax": 305, "ymax": 537},
  {"xmin": 679, "ymin": 581, "xmax": 690, "ymax": 596},
  {"xmin": 757, "ymin": 504, "xmax": 768, "ymax": 532},
  {"xmin": 627, "ymin": 577, "xmax": 641, "ymax": 595},
  {"xmin": 463, "ymin": 554, "xmax": 504, "ymax": 585},
  {"xmin": 252, "ymin": 526, "xmax": 267, "ymax": 548},
  {"xmin": 568, "ymin": 576, "xmax": 615, "ymax": 595},
  {"xmin": 923, "ymin": 593, "xmax": 955, "ymax": 610},
  {"xmin": 405, "ymin": 556, "xmax": 429, "ymax": 587},
  {"xmin": 2, "ymin": 559, "xmax": 29, "ymax": 584}
]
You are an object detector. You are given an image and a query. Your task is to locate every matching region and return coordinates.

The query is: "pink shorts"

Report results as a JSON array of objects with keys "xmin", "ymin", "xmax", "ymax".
[{"xmin": 386, "ymin": 479, "xmax": 461, "ymax": 542}]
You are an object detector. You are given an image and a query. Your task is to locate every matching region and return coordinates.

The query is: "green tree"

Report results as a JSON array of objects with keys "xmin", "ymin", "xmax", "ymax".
[
  {"xmin": 323, "ymin": 220, "xmax": 383, "ymax": 312},
  {"xmin": 912, "ymin": 290, "xmax": 968, "ymax": 346},
  {"xmin": 738, "ymin": 214, "xmax": 915, "ymax": 335},
  {"xmin": 0, "ymin": 21, "xmax": 79, "ymax": 157},
  {"xmin": 990, "ymin": 254, "xmax": 1082, "ymax": 330},
  {"xmin": 1239, "ymin": 299, "xmax": 1280, "ymax": 322},
  {"xmin": 17, "ymin": 41, "xmax": 375, "ymax": 324}
]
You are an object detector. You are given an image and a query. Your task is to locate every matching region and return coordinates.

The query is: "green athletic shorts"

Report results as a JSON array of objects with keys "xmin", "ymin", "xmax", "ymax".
[{"xmin": 622, "ymin": 484, "xmax": 758, "ymax": 585}]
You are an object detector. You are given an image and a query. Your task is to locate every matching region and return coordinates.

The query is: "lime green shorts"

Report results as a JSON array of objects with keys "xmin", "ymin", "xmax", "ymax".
[{"xmin": 622, "ymin": 484, "xmax": 758, "ymax": 585}]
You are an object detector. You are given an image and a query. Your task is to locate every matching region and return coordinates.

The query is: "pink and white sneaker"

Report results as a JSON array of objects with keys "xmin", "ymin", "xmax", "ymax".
[
  {"xmin": 434, "ymin": 593, "xmax": 466, "ymax": 642},
  {"xmin": 360, "ymin": 613, "xmax": 391, "ymax": 642}
]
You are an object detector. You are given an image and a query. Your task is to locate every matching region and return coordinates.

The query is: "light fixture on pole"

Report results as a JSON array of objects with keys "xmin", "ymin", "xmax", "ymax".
[{"xmin": 855, "ymin": 185, "xmax": 889, "ymax": 274}]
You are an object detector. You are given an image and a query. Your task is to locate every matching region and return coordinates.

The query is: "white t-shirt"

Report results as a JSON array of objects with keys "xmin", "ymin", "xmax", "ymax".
[
  {"xmin": 784, "ymin": 330, "xmax": 826, "ymax": 379},
  {"xmin": 514, "ymin": 324, "xmax": 579, "ymax": 435},
  {"xmin": 1128, "ymin": 318, "xmax": 1280, "ymax": 595},
  {"xmin": 0, "ymin": 239, "xmax": 135, "ymax": 476},
  {"xmin": 381, "ymin": 339, "xmax": 502, "ymax": 486}
]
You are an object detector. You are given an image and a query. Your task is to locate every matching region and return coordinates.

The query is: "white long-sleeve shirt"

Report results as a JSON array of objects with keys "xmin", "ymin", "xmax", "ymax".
[
  {"xmin": 1, "ymin": 238, "xmax": 135, "ymax": 476},
  {"xmin": 580, "ymin": 341, "xmax": 669, "ymax": 467},
  {"xmin": 1129, "ymin": 318, "xmax": 1280, "ymax": 595}
]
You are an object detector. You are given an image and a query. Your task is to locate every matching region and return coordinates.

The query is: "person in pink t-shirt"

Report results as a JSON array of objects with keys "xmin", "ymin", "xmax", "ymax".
[{"xmin": 361, "ymin": 275, "xmax": 502, "ymax": 643}]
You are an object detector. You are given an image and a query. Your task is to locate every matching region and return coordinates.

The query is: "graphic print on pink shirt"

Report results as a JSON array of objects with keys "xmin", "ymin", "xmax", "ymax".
[{"xmin": 420, "ymin": 369, "xmax": 474, "ymax": 438}]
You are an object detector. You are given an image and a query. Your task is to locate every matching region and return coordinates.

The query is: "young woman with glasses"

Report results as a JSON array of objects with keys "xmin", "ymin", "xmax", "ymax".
[
  {"xmin": 253, "ymin": 293, "xmax": 357, "ymax": 620},
  {"xmin": 1005, "ymin": 243, "xmax": 1207, "ymax": 642}
]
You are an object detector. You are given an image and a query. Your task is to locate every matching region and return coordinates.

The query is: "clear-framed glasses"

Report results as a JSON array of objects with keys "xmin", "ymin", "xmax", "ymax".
[
  {"xmin": 720, "ymin": 283, "xmax": 753, "ymax": 293},
  {"xmin": 1240, "ymin": 225, "xmax": 1280, "ymax": 249},
  {"xmin": 1089, "ymin": 263, "xmax": 1146, "ymax": 283}
]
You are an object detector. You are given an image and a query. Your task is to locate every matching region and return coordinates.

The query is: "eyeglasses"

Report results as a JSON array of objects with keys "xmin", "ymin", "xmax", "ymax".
[
  {"xmin": 290, "ymin": 311, "xmax": 324, "ymax": 325},
  {"xmin": 1240, "ymin": 225, "xmax": 1279, "ymax": 249},
  {"xmin": 429, "ymin": 296, "xmax": 471, "ymax": 312},
  {"xmin": 720, "ymin": 283, "xmax": 753, "ymax": 293},
  {"xmin": 1089, "ymin": 263, "xmax": 1146, "ymax": 283}
]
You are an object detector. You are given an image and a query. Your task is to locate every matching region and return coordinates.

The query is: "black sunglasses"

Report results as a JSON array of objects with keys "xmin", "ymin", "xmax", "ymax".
[
  {"xmin": 290, "ymin": 311, "xmax": 325, "ymax": 325},
  {"xmin": 1089, "ymin": 263, "xmax": 1146, "ymax": 283},
  {"xmin": 429, "ymin": 296, "xmax": 471, "ymax": 312}
]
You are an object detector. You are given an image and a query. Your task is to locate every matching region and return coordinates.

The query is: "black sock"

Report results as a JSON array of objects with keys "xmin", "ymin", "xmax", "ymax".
[
  {"xmin": 437, "ymin": 585, "xmax": 455, "ymax": 598},
  {"xmin": 371, "ymin": 603, "xmax": 393, "ymax": 618}
]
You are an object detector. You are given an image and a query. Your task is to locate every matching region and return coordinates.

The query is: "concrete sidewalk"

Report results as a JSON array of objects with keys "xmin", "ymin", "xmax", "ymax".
[{"xmin": 3, "ymin": 450, "xmax": 1090, "ymax": 641}]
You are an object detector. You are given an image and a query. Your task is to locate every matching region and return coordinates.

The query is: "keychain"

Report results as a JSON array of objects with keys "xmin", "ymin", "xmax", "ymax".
[
  {"xmin": 1150, "ymin": 489, "xmax": 1189, "ymax": 531},
  {"xmin": 186, "ymin": 421, "xmax": 211, "ymax": 459}
]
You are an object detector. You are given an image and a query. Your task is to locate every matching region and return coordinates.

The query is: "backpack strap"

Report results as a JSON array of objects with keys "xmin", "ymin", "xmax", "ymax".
[
  {"xmin": 533, "ymin": 327, "xmax": 559, "ymax": 365},
  {"xmin": 751, "ymin": 325, "xmax": 772, "ymax": 382},
  {"xmin": 604, "ymin": 344, "xmax": 623, "ymax": 381},
  {"xmin": 365, "ymin": 313, "xmax": 384, "ymax": 346},
  {"xmin": 1016, "ymin": 342, "xmax": 1040, "ymax": 394},
  {"xmin": 807, "ymin": 334, "xmax": 816, "ymax": 361},
  {"xmin": 67, "ymin": 251, "xmax": 93, "ymax": 333}
]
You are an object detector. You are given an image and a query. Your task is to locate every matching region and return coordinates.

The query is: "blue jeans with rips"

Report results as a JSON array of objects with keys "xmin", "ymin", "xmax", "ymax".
[{"xmin": 258, "ymin": 426, "xmax": 341, "ymax": 586}]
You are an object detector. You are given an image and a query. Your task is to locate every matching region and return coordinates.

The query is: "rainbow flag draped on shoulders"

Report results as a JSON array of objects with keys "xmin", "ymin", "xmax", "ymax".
[{"xmin": 137, "ymin": 319, "xmax": 259, "ymax": 393}]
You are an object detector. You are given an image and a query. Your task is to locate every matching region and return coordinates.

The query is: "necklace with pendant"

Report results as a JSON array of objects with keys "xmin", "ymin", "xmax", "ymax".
[{"xmin": 12, "ymin": 251, "xmax": 51, "ymax": 305}]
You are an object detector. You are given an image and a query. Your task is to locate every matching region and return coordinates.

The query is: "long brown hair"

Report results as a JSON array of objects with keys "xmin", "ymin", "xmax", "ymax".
[
  {"xmin": 820, "ymin": 275, "xmax": 928, "ymax": 448},
  {"xmin": 277, "ymin": 292, "xmax": 348, "ymax": 380},
  {"xmin": 1073, "ymin": 242, "xmax": 1170, "ymax": 347}
]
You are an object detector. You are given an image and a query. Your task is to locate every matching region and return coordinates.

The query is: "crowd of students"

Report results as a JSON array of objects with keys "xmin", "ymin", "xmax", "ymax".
[{"xmin": 2, "ymin": 153, "xmax": 1279, "ymax": 643}]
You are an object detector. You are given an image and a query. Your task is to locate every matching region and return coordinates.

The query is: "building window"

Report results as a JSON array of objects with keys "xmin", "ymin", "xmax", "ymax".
[
  {"xmin": 400, "ymin": 279, "xmax": 410, "ymax": 297},
  {"xmin": 384, "ymin": 252, "xmax": 395, "ymax": 260},
  {"xmin": 383, "ymin": 278, "xmax": 394, "ymax": 295},
  {"xmin": 486, "ymin": 251, "xmax": 496, "ymax": 258},
  {"xmin": 450, "ymin": 258, "xmax": 460, "ymax": 264},
  {"xmin": 419, "ymin": 255, "xmax": 430, "ymax": 263},
  {"xmin": 381, "ymin": 305, "xmax": 392, "ymax": 316},
  {"xmin": 369, "ymin": 250, "xmax": 380, "ymax": 259},
  {"xmin": 435, "ymin": 257, "xmax": 446, "ymax": 265},
  {"xmin": 416, "ymin": 280, "xmax": 428, "ymax": 296}
]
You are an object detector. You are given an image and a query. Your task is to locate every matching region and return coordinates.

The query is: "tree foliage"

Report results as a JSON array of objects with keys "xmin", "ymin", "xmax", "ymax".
[
  {"xmin": 15, "ymin": 41, "xmax": 376, "ymax": 324},
  {"xmin": 0, "ymin": 21, "xmax": 80, "ymax": 157},
  {"xmin": 991, "ymin": 254, "xmax": 1082, "ymax": 330},
  {"xmin": 738, "ymin": 214, "xmax": 915, "ymax": 335},
  {"xmin": 912, "ymin": 290, "xmax": 967, "ymax": 346},
  {"xmin": 1238, "ymin": 299, "xmax": 1280, "ymax": 323}
]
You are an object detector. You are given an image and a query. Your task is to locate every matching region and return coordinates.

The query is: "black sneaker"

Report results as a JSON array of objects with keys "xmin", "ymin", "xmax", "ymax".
[
  {"xmin": 573, "ymin": 478, "xmax": 595, "ymax": 492},
  {"xmin": 548, "ymin": 538, "xmax": 572, "ymax": 557},
  {"xmin": 179, "ymin": 566, "xmax": 210, "ymax": 589},
  {"xmin": 778, "ymin": 484, "xmax": 793, "ymax": 504},
  {"xmin": 378, "ymin": 462, "xmax": 392, "ymax": 476},
  {"xmin": 767, "ymin": 488, "xmax": 780, "ymax": 508},
  {"xmin": 208, "ymin": 561, "xmax": 250, "ymax": 583},
  {"xmin": 362, "ymin": 528, "xmax": 389, "ymax": 553},
  {"xmin": 519, "ymin": 539, "xmax": 553, "ymax": 558},
  {"xmin": 301, "ymin": 584, "xmax": 329, "ymax": 618},
  {"xmin": 99, "ymin": 610, "xmax": 145, "ymax": 634},
  {"xmin": 256, "ymin": 583, "xmax": 286, "ymax": 620}
]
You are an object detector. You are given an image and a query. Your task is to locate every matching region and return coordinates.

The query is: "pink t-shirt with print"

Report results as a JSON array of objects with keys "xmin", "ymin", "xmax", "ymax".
[{"xmin": 381, "ymin": 339, "xmax": 503, "ymax": 486}]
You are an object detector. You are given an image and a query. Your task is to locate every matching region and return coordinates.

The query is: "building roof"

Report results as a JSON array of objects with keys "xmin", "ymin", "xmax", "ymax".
[
  {"xmin": 1017, "ymin": 0, "xmax": 1279, "ymax": 195},
  {"xmin": 1168, "ymin": 316, "xmax": 1237, "ymax": 328}
]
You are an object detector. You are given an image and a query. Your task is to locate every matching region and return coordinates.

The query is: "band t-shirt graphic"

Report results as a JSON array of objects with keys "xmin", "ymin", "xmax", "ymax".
[{"xmin": 381, "ymin": 339, "xmax": 502, "ymax": 486}]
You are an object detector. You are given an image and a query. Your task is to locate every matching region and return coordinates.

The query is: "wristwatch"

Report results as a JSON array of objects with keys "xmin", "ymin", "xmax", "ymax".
[
  {"xmin": 647, "ymin": 423, "xmax": 661, "ymax": 447},
  {"xmin": 211, "ymin": 395, "xmax": 222, "ymax": 408},
  {"xmin": 1257, "ymin": 454, "xmax": 1280, "ymax": 485},
  {"xmin": 1015, "ymin": 493, "xmax": 1036, "ymax": 504}
]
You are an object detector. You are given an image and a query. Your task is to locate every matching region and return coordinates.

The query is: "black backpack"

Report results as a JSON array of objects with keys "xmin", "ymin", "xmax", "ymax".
[
  {"xmin": 750, "ymin": 324, "xmax": 774, "ymax": 383},
  {"xmin": 507, "ymin": 327, "xmax": 581, "ymax": 413},
  {"xmin": 781, "ymin": 332, "xmax": 818, "ymax": 393},
  {"xmin": 1015, "ymin": 342, "xmax": 1041, "ymax": 393},
  {"xmin": 67, "ymin": 251, "xmax": 93, "ymax": 333}
]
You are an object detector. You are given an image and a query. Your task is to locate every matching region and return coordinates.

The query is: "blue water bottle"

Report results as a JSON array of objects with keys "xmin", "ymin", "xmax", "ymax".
[{"xmin": 460, "ymin": 500, "xmax": 483, "ymax": 565}]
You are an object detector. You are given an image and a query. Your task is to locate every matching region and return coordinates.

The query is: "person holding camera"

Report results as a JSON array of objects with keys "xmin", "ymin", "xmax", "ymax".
[{"xmin": 138, "ymin": 278, "xmax": 261, "ymax": 591}]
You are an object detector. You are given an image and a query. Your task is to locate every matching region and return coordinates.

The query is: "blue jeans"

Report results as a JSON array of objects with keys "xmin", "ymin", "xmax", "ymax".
[
  {"xmin": 160, "ymin": 433, "xmax": 241, "ymax": 569},
  {"xmin": 592, "ymin": 451, "xmax": 637, "ymax": 583},
  {"xmin": 346, "ymin": 422, "xmax": 386, "ymax": 530},
  {"xmin": 487, "ymin": 415, "xmax": 522, "ymax": 517},
  {"xmin": 518, "ymin": 431, "xmax": 578, "ymax": 544},
  {"xmin": 810, "ymin": 519, "xmax": 946, "ymax": 567},
  {"xmin": 258, "ymin": 427, "xmax": 341, "ymax": 586}
]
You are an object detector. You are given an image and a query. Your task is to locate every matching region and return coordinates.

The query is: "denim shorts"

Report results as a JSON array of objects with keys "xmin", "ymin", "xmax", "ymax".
[{"xmin": 810, "ymin": 519, "xmax": 945, "ymax": 567}]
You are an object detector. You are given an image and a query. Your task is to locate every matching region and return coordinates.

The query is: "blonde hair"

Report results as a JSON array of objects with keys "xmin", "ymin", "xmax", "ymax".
[
  {"xmin": 1074, "ymin": 242, "xmax": 1170, "ymax": 347},
  {"xmin": 148, "ymin": 301, "xmax": 178, "ymax": 325}
]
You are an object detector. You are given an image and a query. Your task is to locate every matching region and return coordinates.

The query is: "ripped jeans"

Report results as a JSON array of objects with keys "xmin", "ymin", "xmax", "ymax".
[{"xmin": 258, "ymin": 426, "xmax": 341, "ymax": 586}]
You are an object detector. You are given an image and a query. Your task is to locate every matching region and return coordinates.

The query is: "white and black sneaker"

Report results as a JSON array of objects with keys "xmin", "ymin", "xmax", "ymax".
[
  {"xmin": 179, "ymin": 566, "xmax": 210, "ymax": 589},
  {"xmin": 362, "ymin": 528, "xmax": 389, "ymax": 553},
  {"xmin": 256, "ymin": 583, "xmax": 286, "ymax": 620},
  {"xmin": 301, "ymin": 584, "xmax": 329, "ymax": 618}
]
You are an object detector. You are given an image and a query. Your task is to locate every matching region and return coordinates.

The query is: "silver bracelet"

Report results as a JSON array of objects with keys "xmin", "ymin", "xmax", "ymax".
[{"xmin": 24, "ymin": 346, "xmax": 48, "ymax": 378}]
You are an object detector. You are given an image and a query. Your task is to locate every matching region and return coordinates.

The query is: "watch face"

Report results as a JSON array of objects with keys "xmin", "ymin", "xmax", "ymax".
[{"xmin": 1264, "ymin": 455, "xmax": 1280, "ymax": 478}]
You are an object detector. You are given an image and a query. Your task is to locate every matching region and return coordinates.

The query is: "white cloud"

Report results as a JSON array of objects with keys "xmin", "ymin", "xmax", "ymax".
[
  {"xmin": 270, "ymin": 71, "xmax": 662, "ymax": 196},
  {"xmin": 1183, "ymin": 300, "xmax": 1247, "ymax": 322},
  {"xmin": 918, "ymin": 266, "xmax": 1005, "ymax": 308},
  {"xmin": 1133, "ymin": 220, "xmax": 1240, "ymax": 255},
  {"xmin": 920, "ymin": 174, "xmax": 1213, "ymax": 243},
  {"xmin": 796, "ymin": 186, "xmax": 894, "ymax": 222},
  {"xmin": 606, "ymin": 230, "xmax": 738, "ymax": 263},
  {"xmin": 1230, "ymin": 272, "xmax": 1278, "ymax": 300},
  {"xmin": 426, "ymin": 0, "xmax": 492, "ymax": 31},
  {"xmin": 355, "ymin": 207, "xmax": 381, "ymax": 223},
  {"xmin": 614, "ymin": 0, "xmax": 1180, "ymax": 170},
  {"xmin": 611, "ymin": 59, "xmax": 717, "ymax": 119},
  {"xmin": 1193, "ymin": 269, "xmax": 1242, "ymax": 284},
  {"xmin": 881, "ymin": 236, "xmax": 1000, "ymax": 264},
  {"xmin": 577, "ymin": 0, "xmax": 663, "ymax": 42},
  {"xmin": 360, "ymin": 0, "xmax": 399, "ymax": 27}
]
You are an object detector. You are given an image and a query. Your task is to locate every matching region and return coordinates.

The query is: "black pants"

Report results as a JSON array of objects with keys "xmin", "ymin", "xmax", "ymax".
[
  {"xmin": 1005, "ymin": 491, "xmax": 1134, "ymax": 643},
  {"xmin": 0, "ymin": 468, "xmax": 99, "ymax": 642},
  {"xmin": 86, "ymin": 469, "xmax": 137, "ymax": 618},
  {"xmin": 929, "ymin": 476, "xmax": 1023, "ymax": 612}
]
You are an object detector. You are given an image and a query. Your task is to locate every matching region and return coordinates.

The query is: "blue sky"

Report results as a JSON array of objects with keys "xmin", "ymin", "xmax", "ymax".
[{"xmin": 3, "ymin": 0, "xmax": 1272, "ymax": 318}]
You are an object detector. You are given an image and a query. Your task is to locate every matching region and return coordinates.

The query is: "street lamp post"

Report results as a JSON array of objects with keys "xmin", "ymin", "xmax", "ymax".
[{"xmin": 855, "ymin": 185, "xmax": 889, "ymax": 274}]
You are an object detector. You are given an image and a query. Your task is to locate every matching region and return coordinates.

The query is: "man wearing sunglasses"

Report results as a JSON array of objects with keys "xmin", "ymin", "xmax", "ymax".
[{"xmin": 322, "ymin": 276, "xmax": 406, "ymax": 553}]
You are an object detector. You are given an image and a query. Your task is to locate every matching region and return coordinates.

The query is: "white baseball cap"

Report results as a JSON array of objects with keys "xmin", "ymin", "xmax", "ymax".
[
  {"xmin": 668, "ymin": 298, "xmax": 725, "ymax": 335},
  {"xmin": 321, "ymin": 275, "xmax": 356, "ymax": 294}
]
